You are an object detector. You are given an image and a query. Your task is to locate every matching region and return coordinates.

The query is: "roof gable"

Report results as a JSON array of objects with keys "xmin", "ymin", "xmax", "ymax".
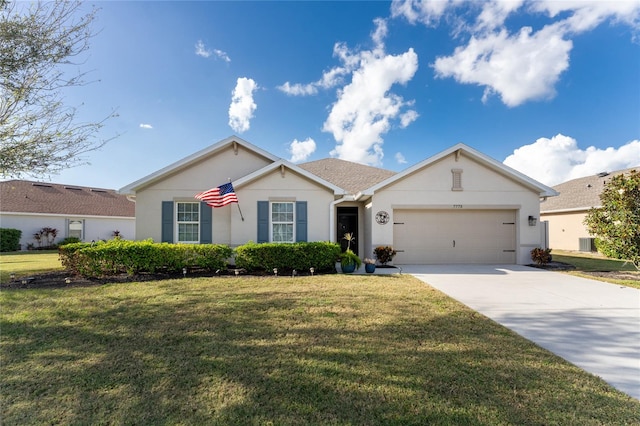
[
  {"xmin": 234, "ymin": 160, "xmax": 346, "ymax": 195},
  {"xmin": 1, "ymin": 180, "xmax": 134, "ymax": 217},
  {"xmin": 363, "ymin": 143, "xmax": 558, "ymax": 197},
  {"xmin": 119, "ymin": 136, "xmax": 279, "ymax": 194}
]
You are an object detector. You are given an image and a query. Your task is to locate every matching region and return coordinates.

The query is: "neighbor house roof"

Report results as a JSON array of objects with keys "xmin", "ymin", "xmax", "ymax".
[
  {"xmin": 540, "ymin": 168, "xmax": 637, "ymax": 213},
  {"xmin": 362, "ymin": 143, "xmax": 559, "ymax": 197},
  {"xmin": 0, "ymin": 180, "xmax": 135, "ymax": 217},
  {"xmin": 298, "ymin": 158, "xmax": 396, "ymax": 194}
]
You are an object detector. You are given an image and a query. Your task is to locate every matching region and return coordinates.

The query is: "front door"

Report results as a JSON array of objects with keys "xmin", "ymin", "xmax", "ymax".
[{"xmin": 337, "ymin": 207, "xmax": 358, "ymax": 255}]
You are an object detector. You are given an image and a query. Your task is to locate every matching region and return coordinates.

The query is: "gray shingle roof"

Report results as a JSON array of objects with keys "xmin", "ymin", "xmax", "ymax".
[
  {"xmin": 541, "ymin": 168, "xmax": 637, "ymax": 212},
  {"xmin": 1, "ymin": 180, "xmax": 135, "ymax": 217},
  {"xmin": 298, "ymin": 158, "xmax": 396, "ymax": 194}
]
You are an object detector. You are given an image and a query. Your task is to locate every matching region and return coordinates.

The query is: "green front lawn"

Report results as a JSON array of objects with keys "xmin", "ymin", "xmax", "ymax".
[
  {"xmin": 1, "ymin": 276, "xmax": 638, "ymax": 425},
  {"xmin": 552, "ymin": 250, "xmax": 637, "ymax": 271},
  {"xmin": 0, "ymin": 251, "xmax": 62, "ymax": 283},
  {"xmin": 551, "ymin": 250, "xmax": 640, "ymax": 288}
]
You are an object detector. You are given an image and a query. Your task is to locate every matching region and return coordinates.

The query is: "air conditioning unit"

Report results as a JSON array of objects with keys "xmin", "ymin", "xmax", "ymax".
[{"xmin": 579, "ymin": 237, "xmax": 596, "ymax": 252}]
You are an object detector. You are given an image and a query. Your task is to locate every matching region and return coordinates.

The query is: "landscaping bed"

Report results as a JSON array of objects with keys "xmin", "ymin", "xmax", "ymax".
[{"xmin": 0, "ymin": 268, "xmax": 326, "ymax": 290}]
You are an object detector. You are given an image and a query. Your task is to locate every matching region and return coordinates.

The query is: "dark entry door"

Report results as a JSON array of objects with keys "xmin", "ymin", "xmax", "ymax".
[{"xmin": 337, "ymin": 207, "xmax": 358, "ymax": 255}]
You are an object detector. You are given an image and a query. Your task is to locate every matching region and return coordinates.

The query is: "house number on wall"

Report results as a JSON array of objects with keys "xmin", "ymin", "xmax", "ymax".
[
  {"xmin": 375, "ymin": 211, "xmax": 390, "ymax": 225},
  {"xmin": 453, "ymin": 204, "xmax": 463, "ymax": 209}
]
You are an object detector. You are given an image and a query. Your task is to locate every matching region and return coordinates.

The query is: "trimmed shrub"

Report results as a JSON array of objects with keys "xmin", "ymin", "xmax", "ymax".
[
  {"xmin": 234, "ymin": 241, "xmax": 341, "ymax": 273},
  {"xmin": 0, "ymin": 228, "xmax": 22, "ymax": 252},
  {"xmin": 59, "ymin": 239, "xmax": 233, "ymax": 278},
  {"xmin": 58, "ymin": 237, "xmax": 81, "ymax": 246}
]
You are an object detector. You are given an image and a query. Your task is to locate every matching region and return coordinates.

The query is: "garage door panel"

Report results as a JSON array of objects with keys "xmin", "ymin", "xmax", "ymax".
[{"xmin": 393, "ymin": 210, "xmax": 516, "ymax": 264}]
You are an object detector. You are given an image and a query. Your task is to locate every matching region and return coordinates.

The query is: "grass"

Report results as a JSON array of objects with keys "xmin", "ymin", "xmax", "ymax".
[
  {"xmin": 1, "ymin": 275, "xmax": 639, "ymax": 425},
  {"xmin": 551, "ymin": 250, "xmax": 640, "ymax": 288},
  {"xmin": 0, "ymin": 251, "xmax": 63, "ymax": 283}
]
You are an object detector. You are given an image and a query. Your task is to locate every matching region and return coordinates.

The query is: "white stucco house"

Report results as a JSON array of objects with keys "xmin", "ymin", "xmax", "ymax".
[
  {"xmin": 119, "ymin": 136, "xmax": 557, "ymax": 265},
  {"xmin": 1, "ymin": 180, "xmax": 135, "ymax": 249}
]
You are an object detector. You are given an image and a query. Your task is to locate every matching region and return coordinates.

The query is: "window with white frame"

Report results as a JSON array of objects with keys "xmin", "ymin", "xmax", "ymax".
[
  {"xmin": 176, "ymin": 202, "xmax": 199, "ymax": 243},
  {"xmin": 68, "ymin": 219, "xmax": 84, "ymax": 240},
  {"xmin": 271, "ymin": 202, "xmax": 294, "ymax": 242}
]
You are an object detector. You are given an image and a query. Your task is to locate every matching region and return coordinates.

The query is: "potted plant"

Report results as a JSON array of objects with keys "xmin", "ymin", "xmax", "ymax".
[
  {"xmin": 340, "ymin": 232, "xmax": 361, "ymax": 273},
  {"xmin": 364, "ymin": 258, "xmax": 376, "ymax": 273},
  {"xmin": 340, "ymin": 250, "xmax": 361, "ymax": 273},
  {"xmin": 374, "ymin": 245, "xmax": 397, "ymax": 266}
]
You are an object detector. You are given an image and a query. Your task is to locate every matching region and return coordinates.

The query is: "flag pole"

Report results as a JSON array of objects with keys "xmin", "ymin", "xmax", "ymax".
[{"xmin": 228, "ymin": 178, "xmax": 244, "ymax": 221}]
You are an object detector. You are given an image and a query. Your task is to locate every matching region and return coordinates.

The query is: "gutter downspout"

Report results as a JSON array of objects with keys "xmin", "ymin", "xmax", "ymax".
[{"xmin": 126, "ymin": 195, "xmax": 136, "ymax": 203}]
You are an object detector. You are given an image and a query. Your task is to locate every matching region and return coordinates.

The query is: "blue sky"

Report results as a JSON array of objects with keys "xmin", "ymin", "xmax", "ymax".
[{"xmin": 44, "ymin": 0, "xmax": 640, "ymax": 189}]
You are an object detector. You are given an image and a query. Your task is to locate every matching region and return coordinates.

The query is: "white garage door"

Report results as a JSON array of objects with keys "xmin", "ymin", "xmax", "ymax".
[{"xmin": 393, "ymin": 210, "xmax": 516, "ymax": 264}]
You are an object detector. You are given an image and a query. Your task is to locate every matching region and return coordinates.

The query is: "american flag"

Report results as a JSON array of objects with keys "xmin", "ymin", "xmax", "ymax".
[{"xmin": 195, "ymin": 182, "xmax": 238, "ymax": 208}]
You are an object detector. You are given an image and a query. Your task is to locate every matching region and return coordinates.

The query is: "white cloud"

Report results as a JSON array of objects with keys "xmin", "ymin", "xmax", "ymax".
[
  {"xmin": 213, "ymin": 49, "xmax": 231, "ymax": 63},
  {"xmin": 475, "ymin": 0, "xmax": 524, "ymax": 31},
  {"xmin": 433, "ymin": 24, "xmax": 572, "ymax": 107},
  {"xmin": 279, "ymin": 18, "xmax": 419, "ymax": 165},
  {"xmin": 278, "ymin": 18, "xmax": 392, "ymax": 98},
  {"xmin": 228, "ymin": 77, "xmax": 258, "ymax": 134},
  {"xmin": 324, "ymin": 47, "xmax": 419, "ymax": 166},
  {"xmin": 277, "ymin": 81, "xmax": 319, "ymax": 96},
  {"xmin": 503, "ymin": 134, "xmax": 640, "ymax": 186},
  {"xmin": 395, "ymin": 152, "xmax": 407, "ymax": 164},
  {"xmin": 371, "ymin": 17, "xmax": 389, "ymax": 47},
  {"xmin": 397, "ymin": 0, "xmax": 640, "ymax": 107},
  {"xmin": 277, "ymin": 51, "xmax": 350, "ymax": 96},
  {"xmin": 533, "ymin": 0, "xmax": 640, "ymax": 33},
  {"xmin": 288, "ymin": 138, "xmax": 317, "ymax": 163},
  {"xmin": 399, "ymin": 109, "xmax": 419, "ymax": 128},
  {"xmin": 390, "ymin": 0, "xmax": 460, "ymax": 26},
  {"xmin": 319, "ymin": 17, "xmax": 419, "ymax": 166},
  {"xmin": 195, "ymin": 40, "xmax": 211, "ymax": 58},
  {"xmin": 195, "ymin": 40, "xmax": 231, "ymax": 62},
  {"xmin": 139, "ymin": 123, "xmax": 153, "ymax": 129}
]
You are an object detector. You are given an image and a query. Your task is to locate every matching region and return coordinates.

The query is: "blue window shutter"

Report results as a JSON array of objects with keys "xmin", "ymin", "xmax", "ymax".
[
  {"xmin": 296, "ymin": 201, "xmax": 307, "ymax": 242},
  {"xmin": 257, "ymin": 201, "xmax": 269, "ymax": 243},
  {"xmin": 200, "ymin": 202, "xmax": 212, "ymax": 244},
  {"xmin": 161, "ymin": 201, "xmax": 174, "ymax": 243}
]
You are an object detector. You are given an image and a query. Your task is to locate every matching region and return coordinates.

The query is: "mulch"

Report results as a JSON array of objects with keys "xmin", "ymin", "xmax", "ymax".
[
  {"xmin": 3, "ymin": 262, "xmax": 636, "ymax": 290},
  {"xmin": 0, "ymin": 268, "xmax": 332, "ymax": 290}
]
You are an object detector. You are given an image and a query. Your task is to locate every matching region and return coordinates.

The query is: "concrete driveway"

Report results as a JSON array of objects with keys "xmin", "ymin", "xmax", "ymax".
[{"xmin": 400, "ymin": 264, "xmax": 640, "ymax": 400}]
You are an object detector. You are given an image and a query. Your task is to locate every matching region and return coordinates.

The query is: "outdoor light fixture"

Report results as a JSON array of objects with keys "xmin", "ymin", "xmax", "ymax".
[
  {"xmin": 10, "ymin": 273, "xmax": 15, "ymax": 280},
  {"xmin": 310, "ymin": 267, "xmax": 315, "ymax": 276},
  {"xmin": 182, "ymin": 267, "xmax": 187, "ymax": 278},
  {"xmin": 273, "ymin": 268, "xmax": 278, "ymax": 276},
  {"xmin": 65, "ymin": 277, "xmax": 71, "ymax": 284},
  {"xmin": 528, "ymin": 215, "xmax": 537, "ymax": 226}
]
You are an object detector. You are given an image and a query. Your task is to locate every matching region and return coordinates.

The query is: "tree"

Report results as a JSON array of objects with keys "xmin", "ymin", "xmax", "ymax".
[
  {"xmin": 0, "ymin": 0, "xmax": 115, "ymax": 178},
  {"xmin": 584, "ymin": 169, "xmax": 640, "ymax": 269}
]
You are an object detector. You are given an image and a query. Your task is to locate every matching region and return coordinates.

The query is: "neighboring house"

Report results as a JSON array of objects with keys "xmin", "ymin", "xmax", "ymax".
[
  {"xmin": 0, "ymin": 180, "xmax": 135, "ymax": 249},
  {"xmin": 540, "ymin": 168, "xmax": 637, "ymax": 251},
  {"xmin": 119, "ymin": 136, "xmax": 557, "ymax": 265}
]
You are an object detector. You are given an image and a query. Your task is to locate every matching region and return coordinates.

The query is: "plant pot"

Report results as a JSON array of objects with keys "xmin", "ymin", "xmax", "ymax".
[
  {"xmin": 365, "ymin": 263, "xmax": 376, "ymax": 273},
  {"xmin": 341, "ymin": 262, "xmax": 356, "ymax": 273}
]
